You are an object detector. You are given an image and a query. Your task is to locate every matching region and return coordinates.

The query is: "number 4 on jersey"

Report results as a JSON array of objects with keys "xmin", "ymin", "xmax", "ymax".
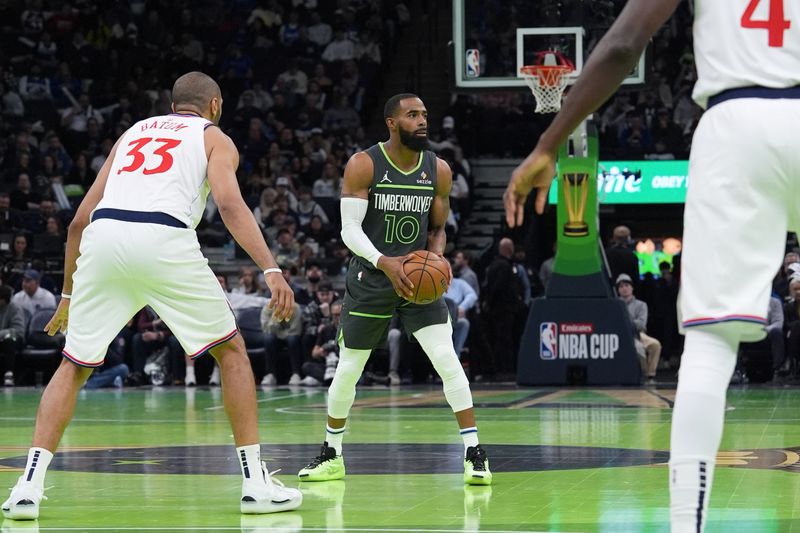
[{"xmin": 741, "ymin": 0, "xmax": 791, "ymax": 47}]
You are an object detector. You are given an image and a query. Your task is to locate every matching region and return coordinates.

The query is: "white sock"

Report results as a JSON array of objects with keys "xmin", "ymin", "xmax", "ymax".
[
  {"xmin": 326, "ymin": 424, "xmax": 345, "ymax": 456},
  {"xmin": 460, "ymin": 427, "xmax": 479, "ymax": 453},
  {"xmin": 22, "ymin": 447, "xmax": 53, "ymax": 488},
  {"xmin": 669, "ymin": 327, "xmax": 738, "ymax": 533},
  {"xmin": 185, "ymin": 366, "xmax": 195, "ymax": 382},
  {"xmin": 236, "ymin": 444, "xmax": 261, "ymax": 482}
]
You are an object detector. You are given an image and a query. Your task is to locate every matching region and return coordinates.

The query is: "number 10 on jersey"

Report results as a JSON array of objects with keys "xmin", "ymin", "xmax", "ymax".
[{"xmin": 384, "ymin": 214, "xmax": 420, "ymax": 245}]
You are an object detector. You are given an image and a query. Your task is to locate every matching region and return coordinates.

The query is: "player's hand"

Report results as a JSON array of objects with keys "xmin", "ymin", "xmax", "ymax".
[
  {"xmin": 377, "ymin": 255, "xmax": 414, "ymax": 299},
  {"xmin": 265, "ymin": 271, "xmax": 295, "ymax": 322},
  {"xmin": 503, "ymin": 146, "xmax": 557, "ymax": 228},
  {"xmin": 44, "ymin": 297, "xmax": 70, "ymax": 336}
]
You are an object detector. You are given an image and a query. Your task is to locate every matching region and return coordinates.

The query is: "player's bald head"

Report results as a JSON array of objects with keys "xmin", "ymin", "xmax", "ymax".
[{"xmin": 171, "ymin": 72, "xmax": 221, "ymax": 111}]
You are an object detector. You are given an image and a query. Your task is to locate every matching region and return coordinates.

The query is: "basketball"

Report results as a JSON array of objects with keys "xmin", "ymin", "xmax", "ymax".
[{"xmin": 402, "ymin": 251, "xmax": 451, "ymax": 305}]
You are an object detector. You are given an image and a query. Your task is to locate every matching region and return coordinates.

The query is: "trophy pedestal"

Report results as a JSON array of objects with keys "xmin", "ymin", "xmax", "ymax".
[
  {"xmin": 517, "ymin": 296, "xmax": 641, "ymax": 386},
  {"xmin": 515, "ymin": 122, "xmax": 640, "ymax": 386}
]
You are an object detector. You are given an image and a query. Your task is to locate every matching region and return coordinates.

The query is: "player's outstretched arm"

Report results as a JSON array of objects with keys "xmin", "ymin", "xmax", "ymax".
[
  {"xmin": 340, "ymin": 151, "xmax": 414, "ymax": 299},
  {"xmin": 205, "ymin": 126, "xmax": 294, "ymax": 321},
  {"xmin": 45, "ymin": 138, "xmax": 121, "ymax": 335},
  {"xmin": 504, "ymin": 0, "xmax": 682, "ymax": 227}
]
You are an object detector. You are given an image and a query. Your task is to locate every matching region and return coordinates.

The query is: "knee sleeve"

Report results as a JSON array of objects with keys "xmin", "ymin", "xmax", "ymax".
[
  {"xmin": 327, "ymin": 343, "xmax": 371, "ymax": 419},
  {"xmin": 671, "ymin": 326, "xmax": 739, "ymax": 459},
  {"xmin": 413, "ymin": 323, "xmax": 473, "ymax": 412}
]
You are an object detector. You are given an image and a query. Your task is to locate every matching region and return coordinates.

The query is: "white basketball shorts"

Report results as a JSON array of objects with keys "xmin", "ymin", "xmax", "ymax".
[
  {"xmin": 63, "ymin": 218, "xmax": 237, "ymax": 367},
  {"xmin": 680, "ymin": 97, "xmax": 800, "ymax": 342}
]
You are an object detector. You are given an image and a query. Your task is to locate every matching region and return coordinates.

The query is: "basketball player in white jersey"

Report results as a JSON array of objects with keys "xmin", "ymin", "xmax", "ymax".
[
  {"xmin": 504, "ymin": 1, "xmax": 800, "ymax": 531},
  {"xmin": 2, "ymin": 72, "xmax": 303, "ymax": 520}
]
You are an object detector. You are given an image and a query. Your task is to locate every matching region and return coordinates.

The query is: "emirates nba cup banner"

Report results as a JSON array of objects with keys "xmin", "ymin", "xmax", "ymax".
[{"xmin": 517, "ymin": 127, "xmax": 641, "ymax": 385}]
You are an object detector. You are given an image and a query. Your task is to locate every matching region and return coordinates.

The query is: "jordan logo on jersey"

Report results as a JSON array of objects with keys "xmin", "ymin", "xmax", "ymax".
[{"xmin": 380, "ymin": 171, "xmax": 392, "ymax": 183}]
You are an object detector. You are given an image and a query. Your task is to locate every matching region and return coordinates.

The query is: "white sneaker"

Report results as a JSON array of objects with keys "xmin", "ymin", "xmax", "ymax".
[
  {"xmin": 261, "ymin": 373, "xmax": 277, "ymax": 387},
  {"xmin": 288, "ymin": 374, "xmax": 302, "ymax": 386},
  {"xmin": 209, "ymin": 366, "xmax": 220, "ymax": 386},
  {"xmin": 2, "ymin": 478, "xmax": 46, "ymax": 520},
  {"xmin": 388, "ymin": 371, "xmax": 401, "ymax": 386},
  {"xmin": 3, "ymin": 372, "xmax": 12, "ymax": 387},
  {"xmin": 300, "ymin": 376, "xmax": 321, "ymax": 387},
  {"xmin": 241, "ymin": 462, "xmax": 303, "ymax": 514}
]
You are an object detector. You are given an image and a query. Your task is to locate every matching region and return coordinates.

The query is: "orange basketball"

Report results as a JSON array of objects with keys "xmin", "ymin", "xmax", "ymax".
[{"xmin": 402, "ymin": 250, "xmax": 451, "ymax": 305}]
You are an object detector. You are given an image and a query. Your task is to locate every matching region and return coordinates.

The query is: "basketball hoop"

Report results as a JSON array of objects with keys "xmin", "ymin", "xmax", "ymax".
[{"xmin": 521, "ymin": 51, "xmax": 575, "ymax": 113}]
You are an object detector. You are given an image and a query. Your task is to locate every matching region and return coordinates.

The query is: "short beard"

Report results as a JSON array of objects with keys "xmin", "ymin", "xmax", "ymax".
[{"xmin": 398, "ymin": 127, "xmax": 429, "ymax": 152}]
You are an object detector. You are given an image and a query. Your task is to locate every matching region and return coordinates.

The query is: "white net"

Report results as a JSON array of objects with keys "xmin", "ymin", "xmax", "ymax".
[{"xmin": 522, "ymin": 66, "xmax": 572, "ymax": 113}]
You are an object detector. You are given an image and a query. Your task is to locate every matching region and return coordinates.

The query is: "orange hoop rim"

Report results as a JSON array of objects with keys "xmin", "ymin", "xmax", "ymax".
[{"xmin": 520, "ymin": 64, "xmax": 574, "ymax": 81}]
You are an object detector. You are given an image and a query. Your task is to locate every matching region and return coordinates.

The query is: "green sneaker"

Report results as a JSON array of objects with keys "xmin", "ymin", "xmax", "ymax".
[
  {"xmin": 464, "ymin": 445, "xmax": 492, "ymax": 485},
  {"xmin": 297, "ymin": 442, "xmax": 345, "ymax": 481}
]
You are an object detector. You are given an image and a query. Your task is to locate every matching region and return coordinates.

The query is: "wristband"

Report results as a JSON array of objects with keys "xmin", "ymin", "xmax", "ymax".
[
  {"xmin": 61, "ymin": 293, "xmax": 71, "ymax": 299},
  {"xmin": 264, "ymin": 268, "xmax": 282, "ymax": 275}
]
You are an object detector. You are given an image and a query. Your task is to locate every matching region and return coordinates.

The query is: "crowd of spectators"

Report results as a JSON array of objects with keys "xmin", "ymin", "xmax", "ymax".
[
  {"xmin": 0, "ymin": 0, "xmax": 493, "ymax": 387},
  {"xmin": 0, "ymin": 0, "xmax": 416, "ymax": 281},
  {"xmin": 0, "ymin": 242, "xmax": 530, "ymax": 388},
  {"xmin": 0, "ymin": 1, "xmax": 713, "ymax": 388},
  {"xmin": 746, "ymin": 252, "xmax": 800, "ymax": 385},
  {"xmin": 598, "ymin": 223, "xmax": 800, "ymax": 385}
]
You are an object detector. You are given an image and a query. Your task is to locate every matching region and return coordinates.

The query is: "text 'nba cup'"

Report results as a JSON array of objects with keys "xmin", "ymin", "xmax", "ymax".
[{"xmin": 562, "ymin": 172, "xmax": 589, "ymax": 237}]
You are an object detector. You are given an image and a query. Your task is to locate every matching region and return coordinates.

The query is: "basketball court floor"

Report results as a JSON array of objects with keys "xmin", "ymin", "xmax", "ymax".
[{"xmin": 1, "ymin": 385, "xmax": 799, "ymax": 532}]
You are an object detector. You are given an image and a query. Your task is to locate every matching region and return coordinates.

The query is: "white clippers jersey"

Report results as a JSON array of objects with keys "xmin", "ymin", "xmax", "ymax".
[
  {"xmin": 96, "ymin": 114, "xmax": 212, "ymax": 228},
  {"xmin": 692, "ymin": 0, "xmax": 800, "ymax": 108}
]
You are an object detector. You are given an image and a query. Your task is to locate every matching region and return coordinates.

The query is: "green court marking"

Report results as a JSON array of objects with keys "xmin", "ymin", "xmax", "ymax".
[
  {"xmin": 349, "ymin": 311, "xmax": 393, "ymax": 319},
  {"xmin": 558, "ymin": 390, "xmax": 626, "ymax": 404},
  {"xmin": 2, "ymin": 387, "xmax": 800, "ymax": 532},
  {"xmin": 25, "ymin": 524, "xmax": 572, "ymax": 533}
]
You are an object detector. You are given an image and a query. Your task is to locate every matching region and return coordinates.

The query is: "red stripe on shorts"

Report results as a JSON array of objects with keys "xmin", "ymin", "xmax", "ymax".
[
  {"xmin": 62, "ymin": 349, "xmax": 104, "ymax": 368},
  {"xmin": 188, "ymin": 329, "xmax": 238, "ymax": 358}
]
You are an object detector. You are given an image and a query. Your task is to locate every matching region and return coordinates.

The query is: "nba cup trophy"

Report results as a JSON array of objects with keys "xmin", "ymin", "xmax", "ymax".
[
  {"xmin": 515, "ymin": 55, "xmax": 639, "ymax": 384},
  {"xmin": 562, "ymin": 172, "xmax": 589, "ymax": 237}
]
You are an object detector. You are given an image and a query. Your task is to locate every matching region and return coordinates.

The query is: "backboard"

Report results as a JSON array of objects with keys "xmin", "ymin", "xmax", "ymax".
[{"xmin": 453, "ymin": 0, "xmax": 647, "ymax": 90}]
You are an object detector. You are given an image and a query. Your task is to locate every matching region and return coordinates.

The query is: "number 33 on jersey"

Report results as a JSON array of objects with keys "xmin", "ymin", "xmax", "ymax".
[{"xmin": 97, "ymin": 114, "xmax": 213, "ymax": 229}]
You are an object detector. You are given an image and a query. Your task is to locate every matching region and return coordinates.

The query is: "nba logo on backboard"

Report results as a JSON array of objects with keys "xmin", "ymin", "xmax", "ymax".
[
  {"xmin": 540, "ymin": 322, "xmax": 557, "ymax": 360},
  {"xmin": 466, "ymin": 49, "xmax": 480, "ymax": 78}
]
